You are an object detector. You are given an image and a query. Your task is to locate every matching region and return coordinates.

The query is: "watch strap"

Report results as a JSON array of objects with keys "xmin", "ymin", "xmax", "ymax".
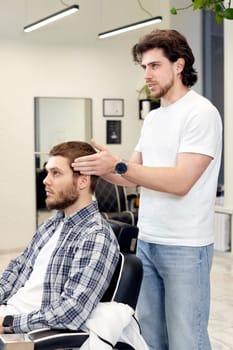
[{"xmin": 3, "ymin": 315, "xmax": 14, "ymax": 334}]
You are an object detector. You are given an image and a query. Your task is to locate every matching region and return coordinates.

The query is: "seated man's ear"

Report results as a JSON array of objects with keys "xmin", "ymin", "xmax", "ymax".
[{"xmin": 77, "ymin": 174, "xmax": 90, "ymax": 190}]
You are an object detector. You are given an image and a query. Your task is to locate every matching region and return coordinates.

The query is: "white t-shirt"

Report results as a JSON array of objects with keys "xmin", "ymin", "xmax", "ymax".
[
  {"xmin": 135, "ymin": 90, "xmax": 222, "ymax": 247},
  {"xmin": 0, "ymin": 222, "xmax": 63, "ymax": 315}
]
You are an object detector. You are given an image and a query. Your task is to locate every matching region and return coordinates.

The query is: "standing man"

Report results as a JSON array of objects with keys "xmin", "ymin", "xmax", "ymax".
[
  {"xmin": 73, "ymin": 29, "xmax": 222, "ymax": 350},
  {"xmin": 0, "ymin": 141, "xmax": 119, "ymax": 334}
]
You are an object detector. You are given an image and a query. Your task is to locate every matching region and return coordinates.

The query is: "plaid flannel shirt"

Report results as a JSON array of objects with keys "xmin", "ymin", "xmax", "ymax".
[{"xmin": 0, "ymin": 201, "xmax": 119, "ymax": 333}]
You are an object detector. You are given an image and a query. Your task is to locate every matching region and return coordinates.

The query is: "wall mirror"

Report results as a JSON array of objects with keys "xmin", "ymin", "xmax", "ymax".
[{"xmin": 35, "ymin": 97, "xmax": 92, "ymax": 226}]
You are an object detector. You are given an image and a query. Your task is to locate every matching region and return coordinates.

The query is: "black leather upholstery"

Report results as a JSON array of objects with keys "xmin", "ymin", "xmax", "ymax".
[
  {"xmin": 95, "ymin": 178, "xmax": 136, "ymax": 225},
  {"xmin": 107, "ymin": 219, "xmax": 138, "ymax": 254}
]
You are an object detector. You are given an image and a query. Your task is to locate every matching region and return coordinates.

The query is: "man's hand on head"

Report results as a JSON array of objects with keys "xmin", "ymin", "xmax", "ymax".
[{"xmin": 72, "ymin": 139, "xmax": 120, "ymax": 176}]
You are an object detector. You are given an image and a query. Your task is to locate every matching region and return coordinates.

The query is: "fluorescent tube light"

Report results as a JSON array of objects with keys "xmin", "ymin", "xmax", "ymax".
[
  {"xmin": 24, "ymin": 5, "xmax": 79, "ymax": 33},
  {"xmin": 98, "ymin": 16, "xmax": 162, "ymax": 39}
]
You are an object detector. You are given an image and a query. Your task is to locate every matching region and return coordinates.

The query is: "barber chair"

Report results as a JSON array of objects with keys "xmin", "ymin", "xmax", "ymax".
[
  {"xmin": 27, "ymin": 252, "xmax": 143, "ymax": 350},
  {"xmin": 95, "ymin": 178, "xmax": 137, "ymax": 225}
]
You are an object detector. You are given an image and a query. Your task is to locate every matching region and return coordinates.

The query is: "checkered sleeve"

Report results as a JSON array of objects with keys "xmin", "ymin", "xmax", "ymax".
[
  {"xmin": 0, "ymin": 252, "xmax": 27, "ymax": 302},
  {"xmin": 0, "ymin": 224, "xmax": 51, "ymax": 303}
]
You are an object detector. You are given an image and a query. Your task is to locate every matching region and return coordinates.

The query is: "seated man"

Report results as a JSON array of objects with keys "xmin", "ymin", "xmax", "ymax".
[{"xmin": 0, "ymin": 141, "xmax": 120, "ymax": 334}]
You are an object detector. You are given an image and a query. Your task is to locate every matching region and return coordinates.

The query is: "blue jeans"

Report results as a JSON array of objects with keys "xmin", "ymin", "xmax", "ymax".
[{"xmin": 136, "ymin": 240, "xmax": 213, "ymax": 350}]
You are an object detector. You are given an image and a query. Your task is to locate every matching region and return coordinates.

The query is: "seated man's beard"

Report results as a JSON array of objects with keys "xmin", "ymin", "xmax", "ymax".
[{"xmin": 46, "ymin": 184, "xmax": 79, "ymax": 210}]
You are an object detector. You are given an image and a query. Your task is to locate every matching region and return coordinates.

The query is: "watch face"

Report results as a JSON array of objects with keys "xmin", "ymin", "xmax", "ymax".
[{"xmin": 115, "ymin": 162, "xmax": 127, "ymax": 174}]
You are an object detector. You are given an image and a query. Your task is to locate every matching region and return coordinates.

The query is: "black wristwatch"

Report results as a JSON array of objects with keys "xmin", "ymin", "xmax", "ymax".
[
  {"xmin": 115, "ymin": 161, "xmax": 128, "ymax": 175},
  {"xmin": 3, "ymin": 315, "xmax": 14, "ymax": 334}
]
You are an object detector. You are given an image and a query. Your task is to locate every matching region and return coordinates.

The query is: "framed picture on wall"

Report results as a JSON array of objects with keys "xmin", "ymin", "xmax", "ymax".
[
  {"xmin": 106, "ymin": 120, "xmax": 121, "ymax": 144},
  {"xmin": 103, "ymin": 98, "xmax": 124, "ymax": 117}
]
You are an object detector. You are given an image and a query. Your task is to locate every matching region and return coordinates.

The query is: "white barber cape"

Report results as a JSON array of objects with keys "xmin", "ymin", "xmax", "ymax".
[{"xmin": 80, "ymin": 302, "xmax": 149, "ymax": 350}]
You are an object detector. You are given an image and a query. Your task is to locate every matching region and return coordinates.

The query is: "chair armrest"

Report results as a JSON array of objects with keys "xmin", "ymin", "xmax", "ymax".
[
  {"xmin": 103, "ymin": 211, "xmax": 135, "ymax": 225},
  {"xmin": 28, "ymin": 328, "xmax": 89, "ymax": 350}
]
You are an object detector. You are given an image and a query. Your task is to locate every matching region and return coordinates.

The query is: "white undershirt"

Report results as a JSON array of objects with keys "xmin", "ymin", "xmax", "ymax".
[{"xmin": 0, "ymin": 222, "xmax": 63, "ymax": 316}]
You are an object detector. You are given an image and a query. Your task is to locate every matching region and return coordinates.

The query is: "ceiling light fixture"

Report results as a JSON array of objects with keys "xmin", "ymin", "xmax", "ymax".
[
  {"xmin": 98, "ymin": 16, "xmax": 162, "ymax": 39},
  {"xmin": 24, "ymin": 4, "xmax": 79, "ymax": 33}
]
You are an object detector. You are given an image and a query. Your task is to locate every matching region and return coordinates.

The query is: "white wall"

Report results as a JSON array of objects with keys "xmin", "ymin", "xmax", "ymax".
[
  {"xmin": 170, "ymin": 1, "xmax": 203, "ymax": 94},
  {"xmin": 0, "ymin": 0, "xmax": 204, "ymax": 251}
]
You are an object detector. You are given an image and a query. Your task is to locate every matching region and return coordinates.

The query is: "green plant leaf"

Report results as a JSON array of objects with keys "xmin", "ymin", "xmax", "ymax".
[
  {"xmin": 193, "ymin": 0, "xmax": 206, "ymax": 10},
  {"xmin": 170, "ymin": 8, "xmax": 178, "ymax": 15},
  {"xmin": 215, "ymin": 12, "xmax": 224, "ymax": 23},
  {"xmin": 170, "ymin": 1, "xmax": 233, "ymax": 23},
  {"xmin": 223, "ymin": 8, "xmax": 233, "ymax": 19},
  {"xmin": 213, "ymin": 3, "xmax": 223, "ymax": 12}
]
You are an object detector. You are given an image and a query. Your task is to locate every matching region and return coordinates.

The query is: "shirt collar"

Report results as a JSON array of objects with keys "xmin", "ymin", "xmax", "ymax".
[{"xmin": 54, "ymin": 201, "xmax": 99, "ymax": 227}]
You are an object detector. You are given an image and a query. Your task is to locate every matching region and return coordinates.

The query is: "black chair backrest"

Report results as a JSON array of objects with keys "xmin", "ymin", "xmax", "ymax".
[
  {"xmin": 101, "ymin": 252, "xmax": 143, "ymax": 310},
  {"xmin": 107, "ymin": 219, "xmax": 138, "ymax": 254},
  {"xmin": 95, "ymin": 178, "xmax": 128, "ymax": 212}
]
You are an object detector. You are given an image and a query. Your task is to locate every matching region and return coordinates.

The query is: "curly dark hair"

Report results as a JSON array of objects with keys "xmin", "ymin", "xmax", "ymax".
[
  {"xmin": 49, "ymin": 141, "xmax": 98, "ymax": 193},
  {"xmin": 132, "ymin": 29, "xmax": 197, "ymax": 87}
]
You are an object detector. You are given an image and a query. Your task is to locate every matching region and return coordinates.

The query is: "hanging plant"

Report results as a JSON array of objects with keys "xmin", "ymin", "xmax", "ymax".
[{"xmin": 170, "ymin": 0, "xmax": 233, "ymax": 23}]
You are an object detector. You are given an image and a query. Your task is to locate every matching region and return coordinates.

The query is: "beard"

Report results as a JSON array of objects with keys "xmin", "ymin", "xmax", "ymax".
[
  {"xmin": 46, "ymin": 181, "xmax": 79, "ymax": 210},
  {"xmin": 150, "ymin": 78, "xmax": 174, "ymax": 99}
]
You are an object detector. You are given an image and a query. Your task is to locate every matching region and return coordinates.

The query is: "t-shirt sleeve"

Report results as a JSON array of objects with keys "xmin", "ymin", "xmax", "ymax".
[{"xmin": 178, "ymin": 106, "xmax": 222, "ymax": 158}]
